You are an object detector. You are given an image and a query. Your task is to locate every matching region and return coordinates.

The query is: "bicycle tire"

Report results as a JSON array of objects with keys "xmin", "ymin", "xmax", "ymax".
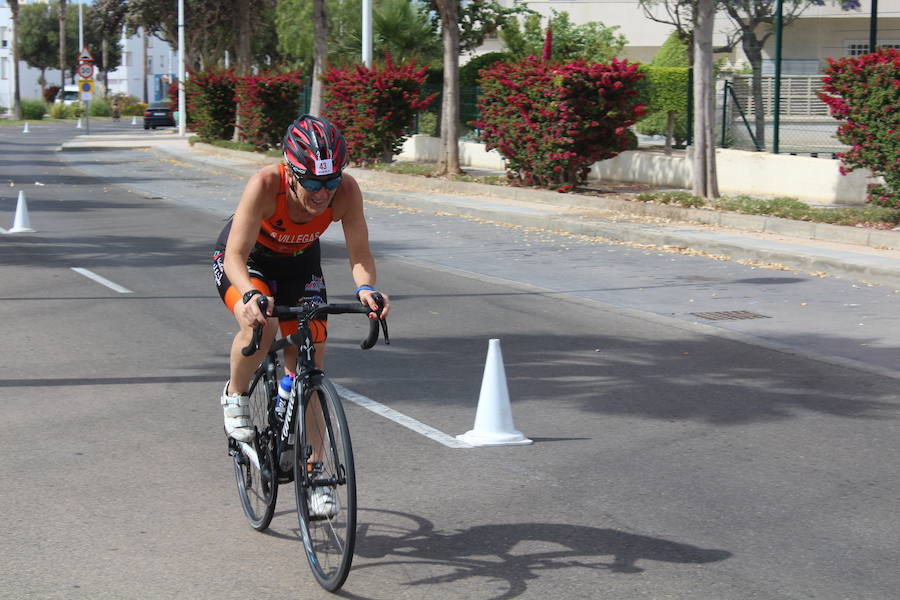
[
  {"xmin": 233, "ymin": 366, "xmax": 278, "ymax": 531},
  {"xmin": 295, "ymin": 377, "xmax": 357, "ymax": 591}
]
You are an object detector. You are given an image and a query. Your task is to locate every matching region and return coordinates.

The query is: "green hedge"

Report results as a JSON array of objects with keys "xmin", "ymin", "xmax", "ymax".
[{"xmin": 21, "ymin": 99, "xmax": 46, "ymax": 120}]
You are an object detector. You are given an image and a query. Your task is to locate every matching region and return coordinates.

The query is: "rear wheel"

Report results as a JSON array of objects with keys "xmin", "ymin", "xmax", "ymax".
[
  {"xmin": 295, "ymin": 377, "xmax": 356, "ymax": 591},
  {"xmin": 233, "ymin": 367, "xmax": 278, "ymax": 530}
]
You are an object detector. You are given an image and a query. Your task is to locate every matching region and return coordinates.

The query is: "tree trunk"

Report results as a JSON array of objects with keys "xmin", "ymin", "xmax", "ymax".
[
  {"xmin": 102, "ymin": 38, "xmax": 109, "ymax": 98},
  {"xmin": 59, "ymin": 0, "xmax": 67, "ymax": 91},
  {"xmin": 233, "ymin": 0, "xmax": 252, "ymax": 74},
  {"xmin": 664, "ymin": 110, "xmax": 675, "ymax": 155},
  {"xmin": 692, "ymin": 0, "xmax": 718, "ymax": 199},
  {"xmin": 10, "ymin": 0, "xmax": 22, "ymax": 120},
  {"xmin": 433, "ymin": 0, "xmax": 462, "ymax": 176},
  {"xmin": 309, "ymin": 0, "xmax": 328, "ymax": 117},
  {"xmin": 743, "ymin": 36, "xmax": 766, "ymax": 150}
]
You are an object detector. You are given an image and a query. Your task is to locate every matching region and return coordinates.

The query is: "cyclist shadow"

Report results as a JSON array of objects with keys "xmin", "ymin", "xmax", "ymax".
[{"xmin": 339, "ymin": 508, "xmax": 732, "ymax": 599}]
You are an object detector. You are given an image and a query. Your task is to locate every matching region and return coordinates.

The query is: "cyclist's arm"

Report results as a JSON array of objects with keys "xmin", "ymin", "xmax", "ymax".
[
  {"xmin": 224, "ymin": 167, "xmax": 278, "ymax": 326},
  {"xmin": 339, "ymin": 174, "xmax": 391, "ymax": 319}
]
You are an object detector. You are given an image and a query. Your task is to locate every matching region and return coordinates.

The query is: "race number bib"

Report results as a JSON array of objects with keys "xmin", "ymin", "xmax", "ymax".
[{"xmin": 314, "ymin": 159, "xmax": 334, "ymax": 176}]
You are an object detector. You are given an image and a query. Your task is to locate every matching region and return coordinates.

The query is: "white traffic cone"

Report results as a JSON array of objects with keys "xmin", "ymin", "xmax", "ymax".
[
  {"xmin": 22, "ymin": 122, "xmax": 29, "ymax": 133},
  {"xmin": 131, "ymin": 116, "xmax": 137, "ymax": 125},
  {"xmin": 9, "ymin": 190, "xmax": 35, "ymax": 233},
  {"xmin": 76, "ymin": 118, "xmax": 82, "ymax": 129},
  {"xmin": 457, "ymin": 339, "xmax": 532, "ymax": 447}
]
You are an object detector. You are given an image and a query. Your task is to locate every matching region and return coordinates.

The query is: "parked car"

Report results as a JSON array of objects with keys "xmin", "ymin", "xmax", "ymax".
[
  {"xmin": 56, "ymin": 85, "xmax": 80, "ymax": 106},
  {"xmin": 143, "ymin": 101, "xmax": 175, "ymax": 129}
]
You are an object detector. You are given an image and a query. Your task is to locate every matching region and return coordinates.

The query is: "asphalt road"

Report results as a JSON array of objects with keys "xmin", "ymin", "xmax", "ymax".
[{"xmin": 1, "ymin": 122, "xmax": 898, "ymax": 600}]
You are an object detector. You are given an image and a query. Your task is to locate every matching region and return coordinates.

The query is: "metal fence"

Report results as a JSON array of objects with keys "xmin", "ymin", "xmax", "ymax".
[{"xmin": 721, "ymin": 74, "xmax": 846, "ymax": 156}]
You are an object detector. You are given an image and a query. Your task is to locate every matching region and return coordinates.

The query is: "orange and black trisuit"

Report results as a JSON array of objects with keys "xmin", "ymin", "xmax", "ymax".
[{"xmin": 213, "ymin": 164, "xmax": 333, "ymax": 342}]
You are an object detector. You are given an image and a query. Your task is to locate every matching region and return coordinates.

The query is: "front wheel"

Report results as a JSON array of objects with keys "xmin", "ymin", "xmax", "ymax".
[
  {"xmin": 233, "ymin": 367, "xmax": 278, "ymax": 530},
  {"xmin": 295, "ymin": 377, "xmax": 356, "ymax": 591}
]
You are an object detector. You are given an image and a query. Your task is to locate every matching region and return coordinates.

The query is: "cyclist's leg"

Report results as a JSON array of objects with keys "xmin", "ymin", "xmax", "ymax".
[
  {"xmin": 270, "ymin": 246, "xmax": 331, "ymax": 463},
  {"xmin": 215, "ymin": 253, "xmax": 279, "ymax": 395}
]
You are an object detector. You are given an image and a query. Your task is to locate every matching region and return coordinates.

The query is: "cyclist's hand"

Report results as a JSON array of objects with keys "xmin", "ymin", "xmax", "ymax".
[
  {"xmin": 237, "ymin": 293, "xmax": 273, "ymax": 328},
  {"xmin": 358, "ymin": 289, "xmax": 390, "ymax": 320}
]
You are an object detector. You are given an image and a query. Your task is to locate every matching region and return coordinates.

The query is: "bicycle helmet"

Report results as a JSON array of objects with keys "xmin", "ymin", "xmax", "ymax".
[{"xmin": 283, "ymin": 115, "xmax": 348, "ymax": 179}]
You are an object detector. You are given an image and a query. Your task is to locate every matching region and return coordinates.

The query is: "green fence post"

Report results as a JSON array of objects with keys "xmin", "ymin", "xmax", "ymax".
[
  {"xmin": 721, "ymin": 80, "xmax": 729, "ymax": 147},
  {"xmin": 773, "ymin": 0, "xmax": 783, "ymax": 154}
]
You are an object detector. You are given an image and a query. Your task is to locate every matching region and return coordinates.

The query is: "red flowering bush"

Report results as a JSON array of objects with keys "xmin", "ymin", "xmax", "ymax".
[
  {"xmin": 323, "ymin": 55, "xmax": 437, "ymax": 164},
  {"xmin": 473, "ymin": 55, "xmax": 646, "ymax": 190},
  {"xmin": 184, "ymin": 69, "xmax": 237, "ymax": 140},
  {"xmin": 235, "ymin": 71, "xmax": 305, "ymax": 150},
  {"xmin": 820, "ymin": 48, "xmax": 900, "ymax": 208}
]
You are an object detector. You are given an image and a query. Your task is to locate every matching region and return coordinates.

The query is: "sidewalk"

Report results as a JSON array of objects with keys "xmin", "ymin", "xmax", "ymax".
[{"xmin": 59, "ymin": 131, "xmax": 900, "ymax": 289}]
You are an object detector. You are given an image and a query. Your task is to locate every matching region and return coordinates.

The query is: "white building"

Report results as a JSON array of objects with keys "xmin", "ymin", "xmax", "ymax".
[
  {"xmin": 0, "ymin": 0, "xmax": 176, "ymax": 111},
  {"xmin": 485, "ymin": 0, "xmax": 898, "ymax": 70}
]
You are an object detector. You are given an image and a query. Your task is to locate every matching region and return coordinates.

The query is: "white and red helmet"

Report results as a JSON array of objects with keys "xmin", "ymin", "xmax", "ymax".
[{"xmin": 283, "ymin": 115, "xmax": 348, "ymax": 179}]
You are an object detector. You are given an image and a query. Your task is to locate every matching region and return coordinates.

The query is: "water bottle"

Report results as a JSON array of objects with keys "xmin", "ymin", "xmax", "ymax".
[{"xmin": 276, "ymin": 374, "xmax": 293, "ymax": 417}]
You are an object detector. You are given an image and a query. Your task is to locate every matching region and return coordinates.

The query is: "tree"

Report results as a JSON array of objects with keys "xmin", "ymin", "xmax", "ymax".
[
  {"xmin": 373, "ymin": 0, "xmax": 440, "ymax": 64},
  {"xmin": 428, "ymin": 0, "xmax": 531, "ymax": 176},
  {"xmin": 501, "ymin": 10, "xmax": 627, "ymax": 64},
  {"xmin": 127, "ymin": 0, "xmax": 268, "ymax": 72},
  {"xmin": 85, "ymin": 0, "xmax": 127, "ymax": 96},
  {"xmin": 692, "ymin": 0, "xmax": 718, "ymax": 198},
  {"xmin": 638, "ymin": 0, "xmax": 738, "ymax": 64},
  {"xmin": 16, "ymin": 3, "xmax": 57, "ymax": 95},
  {"xmin": 277, "ymin": 0, "xmax": 440, "ymax": 70},
  {"xmin": 636, "ymin": 31, "xmax": 691, "ymax": 153},
  {"xmin": 721, "ymin": 0, "xmax": 817, "ymax": 149},
  {"xmin": 432, "ymin": 0, "xmax": 462, "ymax": 175},
  {"xmin": 232, "ymin": 0, "xmax": 251, "ymax": 73},
  {"xmin": 6, "ymin": 0, "xmax": 22, "ymax": 119}
]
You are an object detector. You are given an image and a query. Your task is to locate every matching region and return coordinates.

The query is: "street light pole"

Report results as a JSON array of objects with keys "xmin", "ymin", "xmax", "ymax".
[
  {"xmin": 78, "ymin": 1, "xmax": 83, "ymax": 51},
  {"xmin": 178, "ymin": 0, "xmax": 186, "ymax": 136},
  {"xmin": 362, "ymin": 0, "xmax": 372, "ymax": 67}
]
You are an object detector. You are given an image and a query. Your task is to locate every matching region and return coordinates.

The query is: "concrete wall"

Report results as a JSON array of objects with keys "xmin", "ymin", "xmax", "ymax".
[{"xmin": 396, "ymin": 134, "xmax": 879, "ymax": 206}]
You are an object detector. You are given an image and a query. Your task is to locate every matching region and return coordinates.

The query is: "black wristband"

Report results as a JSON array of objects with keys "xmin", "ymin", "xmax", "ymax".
[{"xmin": 242, "ymin": 289, "xmax": 262, "ymax": 304}]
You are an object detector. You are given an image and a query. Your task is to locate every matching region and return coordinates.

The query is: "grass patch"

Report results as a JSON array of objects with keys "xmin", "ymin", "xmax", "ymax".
[
  {"xmin": 366, "ymin": 161, "xmax": 436, "ymax": 177},
  {"xmin": 189, "ymin": 136, "xmax": 281, "ymax": 156},
  {"xmin": 365, "ymin": 160, "xmax": 508, "ymax": 185},
  {"xmin": 636, "ymin": 191, "xmax": 900, "ymax": 228}
]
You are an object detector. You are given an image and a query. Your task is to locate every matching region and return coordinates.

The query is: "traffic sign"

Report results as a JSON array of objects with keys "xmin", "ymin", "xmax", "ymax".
[
  {"xmin": 78, "ymin": 46, "xmax": 95, "ymax": 63},
  {"xmin": 77, "ymin": 63, "xmax": 95, "ymax": 79},
  {"xmin": 79, "ymin": 79, "xmax": 94, "ymax": 100}
]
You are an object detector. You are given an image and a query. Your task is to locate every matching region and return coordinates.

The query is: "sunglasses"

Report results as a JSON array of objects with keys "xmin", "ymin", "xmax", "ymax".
[{"xmin": 296, "ymin": 175, "xmax": 342, "ymax": 192}]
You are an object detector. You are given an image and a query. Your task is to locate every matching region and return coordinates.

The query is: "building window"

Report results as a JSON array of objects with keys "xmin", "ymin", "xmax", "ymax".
[
  {"xmin": 148, "ymin": 56, "xmax": 153, "ymax": 71},
  {"xmin": 1, "ymin": 27, "xmax": 8, "ymax": 48},
  {"xmin": 846, "ymin": 41, "xmax": 900, "ymax": 56}
]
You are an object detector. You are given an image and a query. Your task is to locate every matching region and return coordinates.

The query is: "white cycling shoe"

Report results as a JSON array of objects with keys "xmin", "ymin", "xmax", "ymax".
[
  {"xmin": 308, "ymin": 487, "xmax": 340, "ymax": 519},
  {"xmin": 221, "ymin": 382, "xmax": 254, "ymax": 443}
]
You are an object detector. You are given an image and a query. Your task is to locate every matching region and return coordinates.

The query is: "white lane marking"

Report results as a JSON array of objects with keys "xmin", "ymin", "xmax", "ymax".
[
  {"xmin": 333, "ymin": 383, "xmax": 473, "ymax": 449},
  {"xmin": 70, "ymin": 267, "xmax": 133, "ymax": 294},
  {"xmin": 0, "ymin": 226, "xmax": 7, "ymax": 234}
]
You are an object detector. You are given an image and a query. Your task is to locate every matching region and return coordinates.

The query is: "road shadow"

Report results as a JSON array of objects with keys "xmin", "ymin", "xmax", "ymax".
[{"xmin": 339, "ymin": 509, "xmax": 731, "ymax": 599}]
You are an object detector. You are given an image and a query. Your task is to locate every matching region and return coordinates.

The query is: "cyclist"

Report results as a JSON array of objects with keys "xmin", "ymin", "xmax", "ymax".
[{"xmin": 213, "ymin": 114, "xmax": 390, "ymax": 515}]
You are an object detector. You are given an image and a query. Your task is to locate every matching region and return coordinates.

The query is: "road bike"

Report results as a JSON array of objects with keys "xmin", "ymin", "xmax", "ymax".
[{"xmin": 227, "ymin": 294, "xmax": 389, "ymax": 591}]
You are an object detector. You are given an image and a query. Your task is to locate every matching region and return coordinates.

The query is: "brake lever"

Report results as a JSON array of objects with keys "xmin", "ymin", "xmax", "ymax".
[{"xmin": 240, "ymin": 295, "xmax": 269, "ymax": 356}]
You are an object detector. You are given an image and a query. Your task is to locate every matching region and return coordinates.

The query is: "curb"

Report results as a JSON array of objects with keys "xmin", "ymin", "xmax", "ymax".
[
  {"xmin": 68, "ymin": 137, "xmax": 900, "ymax": 288},
  {"xmin": 346, "ymin": 167, "xmax": 900, "ymax": 252}
]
